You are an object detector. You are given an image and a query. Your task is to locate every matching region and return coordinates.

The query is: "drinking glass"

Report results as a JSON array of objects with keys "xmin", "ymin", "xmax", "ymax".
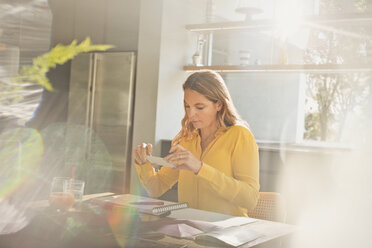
[
  {"xmin": 68, "ymin": 179, "xmax": 85, "ymax": 207},
  {"xmin": 49, "ymin": 177, "xmax": 74, "ymax": 211}
]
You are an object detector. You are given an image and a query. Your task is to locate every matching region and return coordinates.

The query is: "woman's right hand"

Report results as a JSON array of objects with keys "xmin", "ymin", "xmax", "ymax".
[{"xmin": 133, "ymin": 143, "xmax": 159, "ymax": 168}]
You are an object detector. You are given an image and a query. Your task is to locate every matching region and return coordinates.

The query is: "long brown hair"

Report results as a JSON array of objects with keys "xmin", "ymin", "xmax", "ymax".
[{"xmin": 173, "ymin": 70, "xmax": 247, "ymax": 145}]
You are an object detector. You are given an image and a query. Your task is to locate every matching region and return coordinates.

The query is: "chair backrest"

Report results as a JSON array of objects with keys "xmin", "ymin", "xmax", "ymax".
[{"xmin": 247, "ymin": 192, "xmax": 286, "ymax": 222}]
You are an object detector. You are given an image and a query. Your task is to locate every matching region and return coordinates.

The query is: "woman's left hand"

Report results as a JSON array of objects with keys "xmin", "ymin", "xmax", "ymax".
[{"xmin": 164, "ymin": 144, "xmax": 202, "ymax": 174}]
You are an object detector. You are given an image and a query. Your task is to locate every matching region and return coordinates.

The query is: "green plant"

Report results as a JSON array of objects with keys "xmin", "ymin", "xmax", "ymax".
[{"xmin": 13, "ymin": 37, "xmax": 113, "ymax": 91}]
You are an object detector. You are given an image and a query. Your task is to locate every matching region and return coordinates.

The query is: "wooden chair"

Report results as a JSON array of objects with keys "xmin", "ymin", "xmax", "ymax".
[{"xmin": 248, "ymin": 192, "xmax": 286, "ymax": 222}]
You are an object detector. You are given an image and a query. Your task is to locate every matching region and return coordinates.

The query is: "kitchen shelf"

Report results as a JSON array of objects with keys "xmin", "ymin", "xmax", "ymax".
[
  {"xmin": 183, "ymin": 64, "xmax": 372, "ymax": 73},
  {"xmin": 185, "ymin": 13, "xmax": 372, "ymax": 32}
]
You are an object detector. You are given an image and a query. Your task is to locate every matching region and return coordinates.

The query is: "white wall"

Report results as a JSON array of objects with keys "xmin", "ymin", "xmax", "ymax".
[
  {"xmin": 130, "ymin": 0, "xmax": 163, "ymax": 194},
  {"xmin": 131, "ymin": 0, "xmax": 210, "ymax": 154},
  {"xmin": 130, "ymin": 0, "xmax": 208, "ymax": 193},
  {"xmin": 155, "ymin": 0, "xmax": 208, "ymax": 147}
]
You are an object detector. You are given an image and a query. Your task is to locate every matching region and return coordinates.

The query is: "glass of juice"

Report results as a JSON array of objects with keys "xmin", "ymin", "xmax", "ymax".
[{"xmin": 49, "ymin": 177, "xmax": 74, "ymax": 211}]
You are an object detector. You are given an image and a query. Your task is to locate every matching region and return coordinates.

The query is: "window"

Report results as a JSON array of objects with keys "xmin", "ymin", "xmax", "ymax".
[{"xmin": 303, "ymin": 0, "xmax": 372, "ymax": 142}]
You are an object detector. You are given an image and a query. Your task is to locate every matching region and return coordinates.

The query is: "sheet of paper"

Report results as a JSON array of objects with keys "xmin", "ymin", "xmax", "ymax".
[
  {"xmin": 211, "ymin": 217, "xmax": 257, "ymax": 228},
  {"xmin": 146, "ymin": 155, "xmax": 175, "ymax": 168}
]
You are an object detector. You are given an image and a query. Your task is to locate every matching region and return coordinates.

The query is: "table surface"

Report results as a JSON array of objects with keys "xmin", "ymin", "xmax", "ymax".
[{"xmin": 4, "ymin": 193, "xmax": 296, "ymax": 248}]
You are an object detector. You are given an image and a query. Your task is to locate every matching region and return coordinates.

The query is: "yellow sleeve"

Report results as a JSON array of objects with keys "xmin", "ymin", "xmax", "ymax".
[
  {"xmin": 197, "ymin": 127, "xmax": 260, "ymax": 211},
  {"xmin": 135, "ymin": 161, "xmax": 179, "ymax": 198}
]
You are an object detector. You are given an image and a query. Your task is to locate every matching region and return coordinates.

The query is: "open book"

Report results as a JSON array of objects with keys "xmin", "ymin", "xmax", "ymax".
[{"xmin": 90, "ymin": 194, "xmax": 188, "ymax": 216}]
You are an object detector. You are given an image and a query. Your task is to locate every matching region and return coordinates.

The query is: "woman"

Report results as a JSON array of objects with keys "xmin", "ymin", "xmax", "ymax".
[{"xmin": 133, "ymin": 70, "xmax": 259, "ymax": 216}]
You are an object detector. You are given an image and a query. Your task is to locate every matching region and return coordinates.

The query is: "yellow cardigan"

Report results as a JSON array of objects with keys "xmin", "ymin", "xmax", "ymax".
[{"xmin": 135, "ymin": 125, "xmax": 260, "ymax": 216}]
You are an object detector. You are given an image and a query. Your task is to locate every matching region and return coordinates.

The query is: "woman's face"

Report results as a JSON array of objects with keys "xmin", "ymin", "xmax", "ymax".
[{"xmin": 184, "ymin": 89, "xmax": 221, "ymax": 130}]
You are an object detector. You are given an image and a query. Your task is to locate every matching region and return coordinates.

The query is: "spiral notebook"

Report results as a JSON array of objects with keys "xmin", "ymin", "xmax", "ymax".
[{"xmin": 91, "ymin": 194, "xmax": 188, "ymax": 216}]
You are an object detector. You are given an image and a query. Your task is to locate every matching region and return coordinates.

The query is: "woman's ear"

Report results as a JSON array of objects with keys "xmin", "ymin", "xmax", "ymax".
[{"xmin": 216, "ymin": 100, "xmax": 223, "ymax": 111}]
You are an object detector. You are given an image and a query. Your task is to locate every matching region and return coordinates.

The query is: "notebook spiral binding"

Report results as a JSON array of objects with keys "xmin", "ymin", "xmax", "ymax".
[{"xmin": 152, "ymin": 202, "xmax": 188, "ymax": 214}]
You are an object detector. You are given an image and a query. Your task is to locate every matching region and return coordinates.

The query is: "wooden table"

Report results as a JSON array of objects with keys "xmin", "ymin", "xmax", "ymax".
[{"xmin": 1, "ymin": 193, "xmax": 296, "ymax": 248}]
